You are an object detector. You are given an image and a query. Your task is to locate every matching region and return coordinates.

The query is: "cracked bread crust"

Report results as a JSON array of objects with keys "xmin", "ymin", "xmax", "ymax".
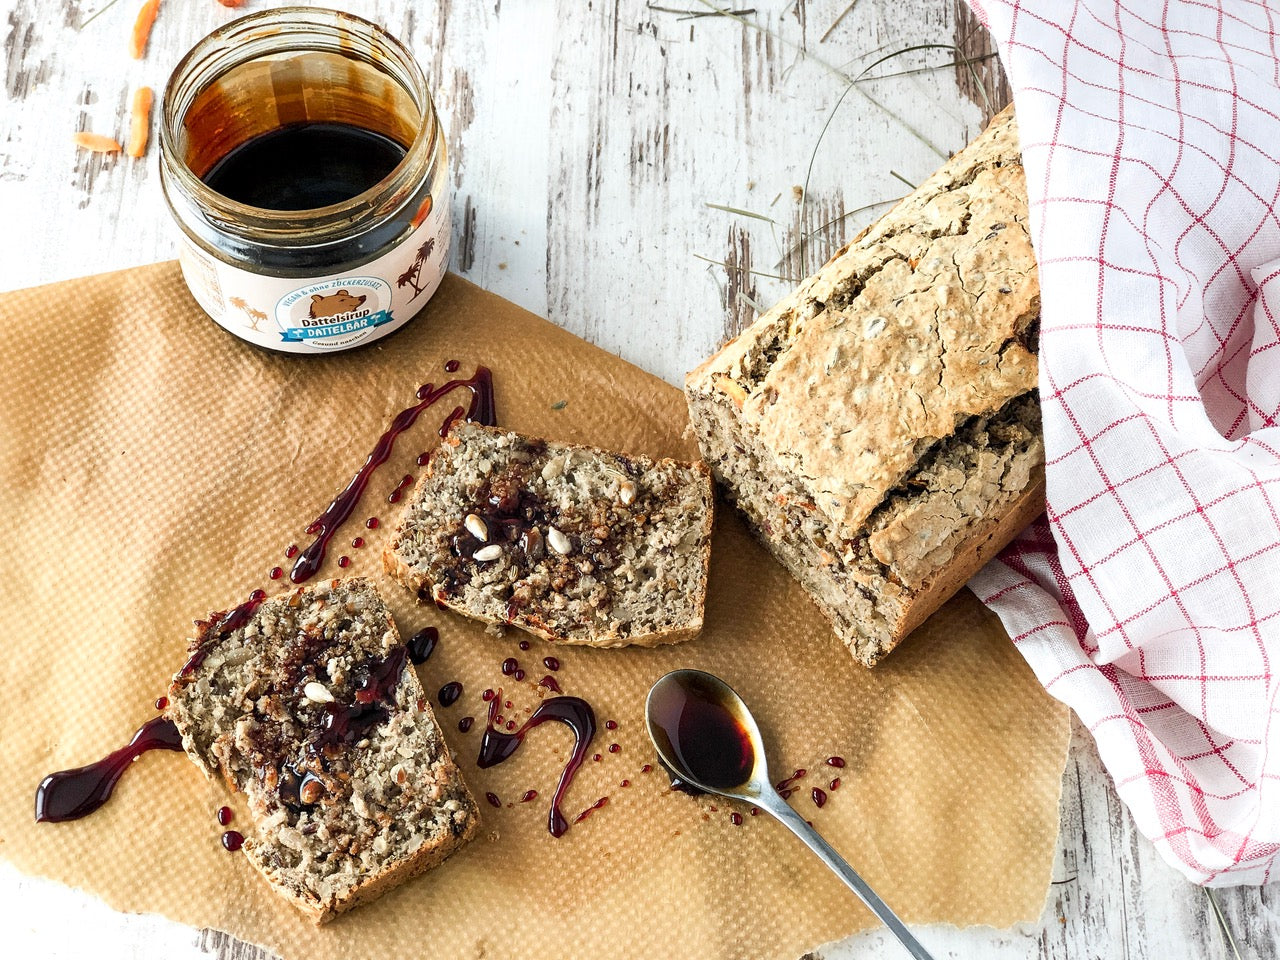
[
  {"xmin": 167, "ymin": 577, "xmax": 479, "ymax": 923},
  {"xmin": 687, "ymin": 105, "xmax": 1037, "ymax": 541},
  {"xmin": 685, "ymin": 105, "xmax": 1043, "ymax": 666},
  {"xmin": 385, "ymin": 422, "xmax": 714, "ymax": 647}
]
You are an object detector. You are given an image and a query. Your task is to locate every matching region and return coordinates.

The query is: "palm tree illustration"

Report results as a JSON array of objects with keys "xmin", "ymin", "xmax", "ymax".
[
  {"xmin": 228, "ymin": 296, "xmax": 269, "ymax": 332},
  {"xmin": 396, "ymin": 238, "xmax": 437, "ymax": 300}
]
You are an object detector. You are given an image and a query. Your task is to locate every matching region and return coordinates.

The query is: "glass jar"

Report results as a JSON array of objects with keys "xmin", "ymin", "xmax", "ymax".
[{"xmin": 159, "ymin": 8, "xmax": 449, "ymax": 354}]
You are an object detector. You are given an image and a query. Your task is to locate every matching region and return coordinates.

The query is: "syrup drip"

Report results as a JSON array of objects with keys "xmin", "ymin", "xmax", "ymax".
[
  {"xmin": 476, "ymin": 691, "xmax": 596, "ymax": 837},
  {"xmin": 481, "ymin": 689, "xmax": 496, "ymax": 702},
  {"xmin": 285, "ymin": 544, "xmax": 299, "ymax": 559},
  {"xmin": 311, "ymin": 648, "xmax": 407, "ymax": 756},
  {"xmin": 730, "ymin": 811, "xmax": 744, "ymax": 825},
  {"xmin": 365, "ymin": 517, "xmax": 379, "ymax": 530},
  {"xmin": 825, "ymin": 756, "xmax": 846, "ymax": 768},
  {"xmin": 445, "ymin": 359, "xmax": 460, "ymax": 373},
  {"xmin": 608, "ymin": 743, "xmax": 621, "ymax": 754},
  {"xmin": 620, "ymin": 779, "xmax": 631, "ymax": 788},
  {"xmin": 543, "ymin": 656, "xmax": 560, "ymax": 671},
  {"xmin": 154, "ymin": 697, "xmax": 168, "ymax": 710},
  {"xmin": 34, "ymin": 717, "xmax": 183, "ymax": 823},
  {"xmin": 437, "ymin": 681, "xmax": 463, "ymax": 707},
  {"xmin": 520, "ymin": 789, "xmax": 538, "ymax": 803},
  {"xmin": 351, "ymin": 536, "xmax": 365, "ymax": 549},
  {"xmin": 485, "ymin": 792, "xmax": 501, "ymax": 808},
  {"xmin": 415, "ymin": 451, "xmax": 431, "ymax": 467},
  {"xmin": 640, "ymin": 763, "xmax": 653, "ymax": 774},
  {"xmin": 268, "ymin": 567, "xmax": 283, "ymax": 580},
  {"xmin": 337, "ymin": 556, "xmax": 351, "ymax": 568},
  {"xmin": 458, "ymin": 716, "xmax": 474, "ymax": 733},
  {"xmin": 290, "ymin": 366, "xmax": 496, "ymax": 583},
  {"xmin": 593, "ymin": 754, "xmax": 603, "ymax": 762},
  {"xmin": 221, "ymin": 830, "xmax": 244, "ymax": 852},
  {"xmin": 518, "ymin": 640, "xmax": 530, "ymax": 651},
  {"xmin": 513, "ymin": 668, "xmax": 526, "ymax": 682},
  {"xmin": 537, "ymin": 675, "xmax": 562, "ymax": 693},
  {"xmin": 407, "ymin": 626, "xmax": 439, "ymax": 665},
  {"xmin": 573, "ymin": 796, "xmax": 608, "ymax": 824},
  {"xmin": 501, "ymin": 657, "xmax": 518, "ymax": 676},
  {"xmin": 179, "ymin": 590, "xmax": 267, "ymax": 677},
  {"xmin": 830, "ymin": 777, "xmax": 841, "ymax": 791},
  {"xmin": 812, "ymin": 787, "xmax": 827, "ymax": 808},
  {"xmin": 604, "ymin": 719, "xmax": 617, "ymax": 730},
  {"xmin": 216, "ymin": 806, "xmax": 233, "ymax": 826}
]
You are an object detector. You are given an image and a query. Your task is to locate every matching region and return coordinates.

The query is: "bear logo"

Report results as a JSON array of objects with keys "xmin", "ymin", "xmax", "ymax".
[{"xmin": 309, "ymin": 289, "xmax": 367, "ymax": 319}]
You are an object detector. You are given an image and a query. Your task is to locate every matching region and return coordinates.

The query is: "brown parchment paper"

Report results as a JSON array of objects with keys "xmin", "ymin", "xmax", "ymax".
[{"xmin": 0, "ymin": 262, "xmax": 1069, "ymax": 960}]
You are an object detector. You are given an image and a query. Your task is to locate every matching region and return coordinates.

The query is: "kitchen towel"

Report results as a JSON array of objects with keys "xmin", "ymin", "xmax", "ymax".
[{"xmin": 969, "ymin": 0, "xmax": 1280, "ymax": 885}]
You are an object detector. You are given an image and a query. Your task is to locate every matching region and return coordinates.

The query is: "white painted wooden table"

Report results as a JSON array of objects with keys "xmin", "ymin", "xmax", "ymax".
[{"xmin": 2, "ymin": 1, "xmax": 1276, "ymax": 957}]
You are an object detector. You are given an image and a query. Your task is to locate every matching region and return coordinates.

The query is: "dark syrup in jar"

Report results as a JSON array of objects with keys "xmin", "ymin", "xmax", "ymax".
[
  {"xmin": 201, "ymin": 122, "xmax": 407, "ymax": 211},
  {"xmin": 647, "ymin": 673, "xmax": 756, "ymax": 793}
]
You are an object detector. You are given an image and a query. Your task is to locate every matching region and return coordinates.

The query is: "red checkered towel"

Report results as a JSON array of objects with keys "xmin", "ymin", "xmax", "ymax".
[{"xmin": 967, "ymin": 0, "xmax": 1280, "ymax": 885}]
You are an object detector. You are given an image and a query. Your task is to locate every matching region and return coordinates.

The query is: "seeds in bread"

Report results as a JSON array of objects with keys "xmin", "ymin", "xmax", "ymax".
[
  {"xmin": 685, "ymin": 105, "xmax": 1043, "ymax": 666},
  {"xmin": 167, "ymin": 577, "xmax": 478, "ymax": 923},
  {"xmin": 385, "ymin": 422, "xmax": 714, "ymax": 647}
]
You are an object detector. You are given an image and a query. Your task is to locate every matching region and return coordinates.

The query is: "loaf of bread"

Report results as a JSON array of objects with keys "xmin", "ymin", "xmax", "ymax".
[
  {"xmin": 167, "ymin": 577, "xmax": 478, "ymax": 923},
  {"xmin": 685, "ymin": 105, "xmax": 1043, "ymax": 667},
  {"xmin": 386, "ymin": 421, "xmax": 714, "ymax": 647}
]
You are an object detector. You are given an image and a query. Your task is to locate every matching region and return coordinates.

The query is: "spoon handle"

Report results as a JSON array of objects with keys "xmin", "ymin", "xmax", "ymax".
[{"xmin": 755, "ymin": 790, "xmax": 937, "ymax": 960}]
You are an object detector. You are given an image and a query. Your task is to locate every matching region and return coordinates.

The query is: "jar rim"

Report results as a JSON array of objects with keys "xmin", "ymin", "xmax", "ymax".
[{"xmin": 159, "ymin": 6, "xmax": 436, "ymax": 244}]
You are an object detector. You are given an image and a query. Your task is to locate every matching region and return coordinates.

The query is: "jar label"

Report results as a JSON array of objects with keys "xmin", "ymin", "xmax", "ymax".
[{"xmin": 177, "ymin": 193, "xmax": 451, "ymax": 354}]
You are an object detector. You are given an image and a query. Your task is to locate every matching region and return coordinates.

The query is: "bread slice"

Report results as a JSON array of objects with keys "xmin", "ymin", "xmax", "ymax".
[
  {"xmin": 167, "ymin": 577, "xmax": 479, "ymax": 923},
  {"xmin": 385, "ymin": 422, "xmax": 714, "ymax": 647},
  {"xmin": 685, "ymin": 105, "xmax": 1043, "ymax": 666}
]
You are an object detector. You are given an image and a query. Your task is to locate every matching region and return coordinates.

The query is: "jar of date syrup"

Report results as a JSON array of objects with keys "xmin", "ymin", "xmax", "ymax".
[{"xmin": 159, "ymin": 8, "xmax": 448, "ymax": 353}]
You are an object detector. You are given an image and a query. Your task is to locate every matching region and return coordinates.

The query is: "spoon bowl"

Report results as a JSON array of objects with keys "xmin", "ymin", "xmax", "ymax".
[{"xmin": 645, "ymin": 669, "xmax": 937, "ymax": 960}]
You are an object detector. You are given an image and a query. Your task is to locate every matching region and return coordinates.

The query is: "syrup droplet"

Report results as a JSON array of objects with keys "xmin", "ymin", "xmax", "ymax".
[
  {"xmin": 438, "ymin": 681, "xmax": 463, "ymax": 707},
  {"xmin": 458, "ymin": 716, "xmax": 474, "ymax": 733},
  {"xmin": 750, "ymin": 807, "xmax": 759, "ymax": 816},
  {"xmin": 445, "ymin": 359, "xmax": 460, "ymax": 373},
  {"xmin": 518, "ymin": 640, "xmax": 531, "ymax": 651},
  {"xmin": 407, "ymin": 626, "xmax": 439, "ymax": 665},
  {"xmin": 221, "ymin": 830, "xmax": 243, "ymax": 852},
  {"xmin": 154, "ymin": 696, "xmax": 168, "ymax": 710},
  {"xmin": 505, "ymin": 720, "xmax": 516, "ymax": 731},
  {"xmin": 730, "ymin": 811, "xmax": 743, "ymax": 825},
  {"xmin": 365, "ymin": 517, "xmax": 379, "ymax": 530},
  {"xmin": 543, "ymin": 656, "xmax": 560, "ymax": 671},
  {"xmin": 641, "ymin": 763, "xmax": 653, "ymax": 774},
  {"xmin": 513, "ymin": 668, "xmax": 526, "ymax": 682},
  {"xmin": 416, "ymin": 451, "xmax": 431, "ymax": 467},
  {"xmin": 501, "ymin": 658, "xmax": 518, "ymax": 676},
  {"xmin": 268, "ymin": 567, "xmax": 283, "ymax": 580},
  {"xmin": 481, "ymin": 689, "xmax": 496, "ymax": 702},
  {"xmin": 520, "ymin": 789, "xmax": 538, "ymax": 803},
  {"xmin": 830, "ymin": 777, "xmax": 841, "ymax": 791},
  {"xmin": 573, "ymin": 796, "xmax": 609, "ymax": 824},
  {"xmin": 608, "ymin": 743, "xmax": 621, "ymax": 754},
  {"xmin": 593, "ymin": 754, "xmax": 603, "ymax": 762},
  {"xmin": 826, "ymin": 756, "xmax": 846, "ymax": 768},
  {"xmin": 486, "ymin": 792, "xmax": 502, "ymax": 808},
  {"xmin": 476, "ymin": 691, "xmax": 597, "ymax": 837},
  {"xmin": 538, "ymin": 675, "xmax": 562, "ymax": 693},
  {"xmin": 620, "ymin": 779, "xmax": 631, "ymax": 788},
  {"xmin": 351, "ymin": 536, "xmax": 365, "ymax": 549},
  {"xmin": 604, "ymin": 719, "xmax": 617, "ymax": 730},
  {"xmin": 812, "ymin": 787, "xmax": 827, "ymax": 808},
  {"xmin": 337, "ymin": 555, "xmax": 351, "ymax": 568},
  {"xmin": 216, "ymin": 806, "xmax": 233, "ymax": 826},
  {"xmin": 285, "ymin": 544, "xmax": 299, "ymax": 559}
]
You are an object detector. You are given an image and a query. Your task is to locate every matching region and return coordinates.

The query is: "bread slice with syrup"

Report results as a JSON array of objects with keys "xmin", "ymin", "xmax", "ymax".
[
  {"xmin": 385, "ymin": 421, "xmax": 714, "ymax": 647},
  {"xmin": 166, "ymin": 576, "xmax": 478, "ymax": 923}
]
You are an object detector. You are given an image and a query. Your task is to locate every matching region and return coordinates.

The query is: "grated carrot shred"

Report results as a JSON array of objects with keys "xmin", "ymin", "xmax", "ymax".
[
  {"xmin": 126, "ymin": 86, "xmax": 154, "ymax": 158},
  {"xmin": 73, "ymin": 131, "xmax": 123, "ymax": 153},
  {"xmin": 128, "ymin": 0, "xmax": 161, "ymax": 60}
]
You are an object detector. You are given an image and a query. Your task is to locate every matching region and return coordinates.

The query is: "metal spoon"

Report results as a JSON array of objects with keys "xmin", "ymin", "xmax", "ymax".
[{"xmin": 645, "ymin": 669, "xmax": 936, "ymax": 960}]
